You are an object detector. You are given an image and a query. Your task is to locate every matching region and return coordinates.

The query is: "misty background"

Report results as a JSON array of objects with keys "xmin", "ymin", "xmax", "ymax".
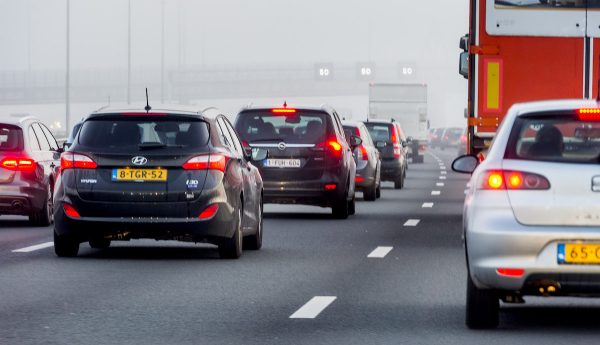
[{"xmin": 0, "ymin": 0, "xmax": 468, "ymax": 134}]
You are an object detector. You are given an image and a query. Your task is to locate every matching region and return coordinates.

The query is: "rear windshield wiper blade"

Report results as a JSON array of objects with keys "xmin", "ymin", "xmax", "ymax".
[
  {"xmin": 138, "ymin": 143, "xmax": 167, "ymax": 150},
  {"xmin": 250, "ymin": 138, "xmax": 285, "ymax": 143}
]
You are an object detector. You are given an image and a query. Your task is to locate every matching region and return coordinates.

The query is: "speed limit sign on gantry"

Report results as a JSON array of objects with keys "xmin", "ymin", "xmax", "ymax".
[{"xmin": 315, "ymin": 63, "xmax": 334, "ymax": 81}]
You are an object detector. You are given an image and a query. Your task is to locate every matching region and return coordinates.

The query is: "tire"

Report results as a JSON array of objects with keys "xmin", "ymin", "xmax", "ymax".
[
  {"xmin": 394, "ymin": 173, "xmax": 404, "ymax": 190},
  {"xmin": 30, "ymin": 185, "xmax": 53, "ymax": 227},
  {"xmin": 219, "ymin": 208, "xmax": 243, "ymax": 259},
  {"xmin": 54, "ymin": 231, "xmax": 79, "ymax": 257},
  {"xmin": 466, "ymin": 274, "xmax": 499, "ymax": 329},
  {"xmin": 375, "ymin": 183, "xmax": 381, "ymax": 199},
  {"xmin": 363, "ymin": 181, "xmax": 377, "ymax": 201},
  {"xmin": 332, "ymin": 192, "xmax": 349, "ymax": 219},
  {"xmin": 89, "ymin": 238, "xmax": 111, "ymax": 249},
  {"xmin": 348, "ymin": 194, "xmax": 356, "ymax": 215},
  {"xmin": 244, "ymin": 199, "xmax": 263, "ymax": 250}
]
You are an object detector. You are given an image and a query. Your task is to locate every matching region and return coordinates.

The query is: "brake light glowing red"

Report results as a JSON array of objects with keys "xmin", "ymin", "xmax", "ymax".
[
  {"xmin": 63, "ymin": 203, "xmax": 81, "ymax": 218},
  {"xmin": 272, "ymin": 108, "xmax": 297, "ymax": 114},
  {"xmin": 198, "ymin": 204, "xmax": 219, "ymax": 220},
  {"xmin": 324, "ymin": 184, "xmax": 337, "ymax": 191},
  {"xmin": 1, "ymin": 157, "xmax": 36, "ymax": 172},
  {"xmin": 496, "ymin": 268, "xmax": 525, "ymax": 278},
  {"xmin": 479, "ymin": 170, "xmax": 550, "ymax": 190},
  {"xmin": 355, "ymin": 176, "xmax": 365, "ymax": 183},
  {"xmin": 577, "ymin": 109, "xmax": 600, "ymax": 121},
  {"xmin": 60, "ymin": 152, "xmax": 97, "ymax": 170},
  {"xmin": 357, "ymin": 145, "xmax": 368, "ymax": 161},
  {"xmin": 183, "ymin": 154, "xmax": 228, "ymax": 172}
]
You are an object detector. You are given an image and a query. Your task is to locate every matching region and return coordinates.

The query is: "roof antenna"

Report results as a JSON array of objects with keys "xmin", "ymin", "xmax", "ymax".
[
  {"xmin": 145, "ymin": 88, "xmax": 152, "ymax": 112},
  {"xmin": 283, "ymin": 101, "xmax": 288, "ymax": 109}
]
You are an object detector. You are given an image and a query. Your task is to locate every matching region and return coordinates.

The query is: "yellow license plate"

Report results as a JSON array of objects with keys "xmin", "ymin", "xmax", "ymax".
[
  {"xmin": 558, "ymin": 243, "xmax": 600, "ymax": 264},
  {"xmin": 112, "ymin": 169, "xmax": 167, "ymax": 182}
]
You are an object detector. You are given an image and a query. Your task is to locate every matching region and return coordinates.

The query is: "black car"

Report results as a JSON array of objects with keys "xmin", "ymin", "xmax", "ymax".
[
  {"xmin": 343, "ymin": 121, "xmax": 381, "ymax": 201},
  {"xmin": 53, "ymin": 108, "xmax": 264, "ymax": 259},
  {"xmin": 234, "ymin": 106, "xmax": 358, "ymax": 219},
  {"xmin": 364, "ymin": 120, "xmax": 408, "ymax": 189},
  {"xmin": 0, "ymin": 116, "xmax": 60, "ymax": 226},
  {"xmin": 63, "ymin": 120, "xmax": 83, "ymax": 151}
]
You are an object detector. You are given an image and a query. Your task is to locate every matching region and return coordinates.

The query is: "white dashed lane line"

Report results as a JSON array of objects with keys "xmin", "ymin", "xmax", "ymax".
[
  {"xmin": 441, "ymin": 171, "xmax": 447, "ymax": 175},
  {"xmin": 439, "ymin": 176, "xmax": 447, "ymax": 180},
  {"xmin": 431, "ymin": 191, "xmax": 441, "ymax": 196},
  {"xmin": 12, "ymin": 242, "xmax": 54, "ymax": 253},
  {"xmin": 290, "ymin": 296, "xmax": 337, "ymax": 319},
  {"xmin": 367, "ymin": 246, "xmax": 394, "ymax": 258},
  {"xmin": 422, "ymin": 202, "xmax": 434, "ymax": 208},
  {"xmin": 436, "ymin": 182, "xmax": 445, "ymax": 187},
  {"xmin": 404, "ymin": 219, "xmax": 421, "ymax": 227}
]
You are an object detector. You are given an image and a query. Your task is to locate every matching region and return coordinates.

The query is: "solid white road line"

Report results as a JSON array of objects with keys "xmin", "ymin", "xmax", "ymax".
[
  {"xmin": 404, "ymin": 219, "xmax": 420, "ymax": 227},
  {"xmin": 12, "ymin": 242, "xmax": 54, "ymax": 253},
  {"xmin": 290, "ymin": 296, "xmax": 337, "ymax": 319},
  {"xmin": 431, "ymin": 191, "xmax": 441, "ymax": 196},
  {"xmin": 436, "ymin": 182, "xmax": 445, "ymax": 187},
  {"xmin": 367, "ymin": 246, "xmax": 394, "ymax": 258},
  {"xmin": 422, "ymin": 202, "xmax": 434, "ymax": 208}
]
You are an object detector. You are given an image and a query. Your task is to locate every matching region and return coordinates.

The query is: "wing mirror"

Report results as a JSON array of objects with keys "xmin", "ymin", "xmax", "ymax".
[
  {"xmin": 406, "ymin": 136, "xmax": 413, "ymax": 143},
  {"xmin": 349, "ymin": 135, "xmax": 362, "ymax": 149},
  {"xmin": 252, "ymin": 148, "xmax": 269, "ymax": 162},
  {"xmin": 241, "ymin": 140, "xmax": 253, "ymax": 161},
  {"xmin": 452, "ymin": 155, "xmax": 478, "ymax": 174}
]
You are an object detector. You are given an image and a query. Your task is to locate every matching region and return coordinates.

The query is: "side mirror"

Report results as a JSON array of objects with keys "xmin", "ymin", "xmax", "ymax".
[
  {"xmin": 241, "ymin": 140, "xmax": 253, "ymax": 161},
  {"xmin": 452, "ymin": 155, "xmax": 478, "ymax": 174},
  {"xmin": 406, "ymin": 136, "xmax": 413, "ymax": 143},
  {"xmin": 252, "ymin": 148, "xmax": 269, "ymax": 162},
  {"xmin": 62, "ymin": 142, "xmax": 70, "ymax": 151},
  {"xmin": 375, "ymin": 141, "xmax": 387, "ymax": 149},
  {"xmin": 401, "ymin": 141, "xmax": 408, "ymax": 148},
  {"xmin": 349, "ymin": 135, "xmax": 362, "ymax": 148},
  {"xmin": 459, "ymin": 52, "xmax": 469, "ymax": 79}
]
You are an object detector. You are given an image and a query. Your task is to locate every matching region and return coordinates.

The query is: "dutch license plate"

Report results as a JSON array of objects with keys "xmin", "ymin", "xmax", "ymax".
[
  {"xmin": 112, "ymin": 169, "xmax": 167, "ymax": 182},
  {"xmin": 558, "ymin": 243, "xmax": 600, "ymax": 264},
  {"xmin": 264, "ymin": 159, "xmax": 301, "ymax": 168}
]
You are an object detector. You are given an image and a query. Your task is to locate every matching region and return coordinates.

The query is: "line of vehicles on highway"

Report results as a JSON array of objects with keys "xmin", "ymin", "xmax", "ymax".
[{"xmin": 0, "ymin": 102, "xmax": 418, "ymax": 259}]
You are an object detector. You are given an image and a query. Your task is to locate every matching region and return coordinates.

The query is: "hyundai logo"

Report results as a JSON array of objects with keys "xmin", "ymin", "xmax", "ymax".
[
  {"xmin": 278, "ymin": 142, "xmax": 286, "ymax": 151},
  {"xmin": 131, "ymin": 156, "xmax": 148, "ymax": 166}
]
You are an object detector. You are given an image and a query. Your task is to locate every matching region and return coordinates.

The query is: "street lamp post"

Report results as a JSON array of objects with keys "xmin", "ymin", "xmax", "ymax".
[
  {"xmin": 66, "ymin": 0, "xmax": 71, "ymax": 132},
  {"xmin": 127, "ymin": 0, "xmax": 131, "ymax": 104},
  {"xmin": 161, "ymin": 0, "xmax": 165, "ymax": 104}
]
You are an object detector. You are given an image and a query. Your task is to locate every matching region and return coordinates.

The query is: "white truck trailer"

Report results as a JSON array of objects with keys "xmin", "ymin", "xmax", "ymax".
[{"xmin": 368, "ymin": 83, "xmax": 429, "ymax": 163}]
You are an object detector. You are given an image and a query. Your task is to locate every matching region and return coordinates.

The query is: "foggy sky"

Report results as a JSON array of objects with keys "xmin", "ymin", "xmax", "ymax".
[{"xmin": 0, "ymin": 0, "xmax": 469, "ymax": 126}]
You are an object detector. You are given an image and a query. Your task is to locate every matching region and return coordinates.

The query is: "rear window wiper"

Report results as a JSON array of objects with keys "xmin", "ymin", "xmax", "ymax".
[
  {"xmin": 250, "ymin": 138, "xmax": 285, "ymax": 143},
  {"xmin": 138, "ymin": 143, "xmax": 167, "ymax": 150}
]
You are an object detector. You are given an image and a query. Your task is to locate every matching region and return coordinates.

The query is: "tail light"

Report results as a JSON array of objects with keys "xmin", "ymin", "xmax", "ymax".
[
  {"xmin": 356, "ymin": 145, "xmax": 369, "ymax": 161},
  {"xmin": 478, "ymin": 170, "xmax": 550, "ymax": 190},
  {"xmin": 324, "ymin": 183, "xmax": 337, "ymax": 191},
  {"xmin": 355, "ymin": 176, "xmax": 365, "ymax": 183},
  {"xmin": 183, "ymin": 153, "xmax": 229, "ymax": 172},
  {"xmin": 317, "ymin": 139, "xmax": 343, "ymax": 159},
  {"xmin": 60, "ymin": 152, "xmax": 97, "ymax": 170},
  {"xmin": 391, "ymin": 132, "xmax": 401, "ymax": 158},
  {"xmin": 1, "ymin": 157, "xmax": 36, "ymax": 172},
  {"xmin": 63, "ymin": 203, "xmax": 81, "ymax": 218},
  {"xmin": 577, "ymin": 108, "xmax": 600, "ymax": 121},
  {"xmin": 460, "ymin": 135, "xmax": 467, "ymax": 144},
  {"xmin": 198, "ymin": 204, "xmax": 219, "ymax": 220},
  {"xmin": 496, "ymin": 268, "xmax": 525, "ymax": 278}
]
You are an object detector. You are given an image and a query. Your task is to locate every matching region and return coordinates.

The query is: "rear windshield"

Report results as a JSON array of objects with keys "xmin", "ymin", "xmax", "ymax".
[
  {"xmin": 0, "ymin": 124, "xmax": 24, "ymax": 151},
  {"xmin": 235, "ymin": 110, "xmax": 329, "ymax": 144},
  {"xmin": 364, "ymin": 123, "xmax": 392, "ymax": 142},
  {"xmin": 506, "ymin": 114, "xmax": 600, "ymax": 164},
  {"xmin": 77, "ymin": 116, "xmax": 210, "ymax": 152},
  {"xmin": 67, "ymin": 122, "xmax": 82, "ymax": 144}
]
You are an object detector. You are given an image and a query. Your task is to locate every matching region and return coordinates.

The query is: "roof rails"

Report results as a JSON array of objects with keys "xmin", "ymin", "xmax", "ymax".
[{"xmin": 15, "ymin": 115, "xmax": 38, "ymax": 123}]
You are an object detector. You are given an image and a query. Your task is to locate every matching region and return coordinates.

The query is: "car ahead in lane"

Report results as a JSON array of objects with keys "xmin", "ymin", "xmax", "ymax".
[
  {"xmin": 453, "ymin": 99, "xmax": 600, "ymax": 329},
  {"xmin": 0, "ymin": 116, "xmax": 61, "ymax": 226},
  {"xmin": 440, "ymin": 127, "xmax": 464, "ymax": 150},
  {"xmin": 235, "ymin": 105, "xmax": 357, "ymax": 219},
  {"xmin": 343, "ymin": 121, "xmax": 381, "ymax": 201},
  {"xmin": 53, "ymin": 107, "xmax": 264, "ymax": 259},
  {"xmin": 364, "ymin": 120, "xmax": 407, "ymax": 189}
]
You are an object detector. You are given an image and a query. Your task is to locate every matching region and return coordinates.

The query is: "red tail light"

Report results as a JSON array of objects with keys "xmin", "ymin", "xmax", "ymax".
[
  {"xmin": 198, "ymin": 204, "xmax": 219, "ymax": 220},
  {"xmin": 496, "ymin": 268, "xmax": 525, "ymax": 278},
  {"xmin": 183, "ymin": 153, "xmax": 228, "ymax": 172},
  {"xmin": 60, "ymin": 152, "xmax": 97, "ymax": 170},
  {"xmin": 63, "ymin": 203, "xmax": 81, "ymax": 218},
  {"xmin": 355, "ymin": 176, "xmax": 365, "ymax": 183},
  {"xmin": 460, "ymin": 135, "xmax": 467, "ymax": 143},
  {"xmin": 577, "ymin": 108, "xmax": 600, "ymax": 121},
  {"xmin": 324, "ymin": 183, "xmax": 337, "ymax": 191},
  {"xmin": 390, "ymin": 131, "xmax": 401, "ymax": 158},
  {"xmin": 357, "ymin": 145, "xmax": 369, "ymax": 161},
  {"xmin": 479, "ymin": 170, "xmax": 550, "ymax": 190},
  {"xmin": 1, "ymin": 157, "xmax": 36, "ymax": 172},
  {"xmin": 272, "ymin": 108, "xmax": 297, "ymax": 114}
]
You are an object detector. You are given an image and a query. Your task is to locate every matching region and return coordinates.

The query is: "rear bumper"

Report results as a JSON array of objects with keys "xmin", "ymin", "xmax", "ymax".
[
  {"xmin": 54, "ymin": 200, "xmax": 236, "ymax": 244},
  {"xmin": 0, "ymin": 183, "xmax": 46, "ymax": 215},
  {"xmin": 262, "ymin": 180, "xmax": 345, "ymax": 207},
  {"xmin": 380, "ymin": 160, "xmax": 402, "ymax": 181},
  {"xmin": 355, "ymin": 164, "xmax": 377, "ymax": 189},
  {"xmin": 466, "ymin": 192, "xmax": 600, "ymax": 295}
]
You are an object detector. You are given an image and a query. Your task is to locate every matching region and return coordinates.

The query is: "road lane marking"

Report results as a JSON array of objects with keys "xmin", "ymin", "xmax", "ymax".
[
  {"xmin": 436, "ymin": 182, "xmax": 445, "ymax": 187},
  {"xmin": 431, "ymin": 191, "xmax": 441, "ymax": 196},
  {"xmin": 290, "ymin": 296, "xmax": 337, "ymax": 319},
  {"xmin": 439, "ymin": 176, "xmax": 447, "ymax": 180},
  {"xmin": 12, "ymin": 242, "xmax": 54, "ymax": 253},
  {"xmin": 367, "ymin": 246, "xmax": 394, "ymax": 258},
  {"xmin": 422, "ymin": 202, "xmax": 434, "ymax": 208},
  {"xmin": 404, "ymin": 219, "xmax": 420, "ymax": 227},
  {"xmin": 441, "ymin": 171, "xmax": 447, "ymax": 175}
]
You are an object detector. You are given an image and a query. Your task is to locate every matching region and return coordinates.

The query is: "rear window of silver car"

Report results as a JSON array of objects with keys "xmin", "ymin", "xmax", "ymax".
[
  {"xmin": 0, "ymin": 125, "xmax": 24, "ymax": 151},
  {"xmin": 507, "ymin": 114, "xmax": 600, "ymax": 163},
  {"xmin": 236, "ymin": 111, "xmax": 328, "ymax": 144}
]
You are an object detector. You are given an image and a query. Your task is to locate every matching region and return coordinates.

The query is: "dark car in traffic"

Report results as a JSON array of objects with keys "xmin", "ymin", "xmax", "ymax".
[
  {"xmin": 53, "ymin": 108, "xmax": 264, "ymax": 259},
  {"xmin": 364, "ymin": 120, "xmax": 407, "ymax": 189},
  {"xmin": 0, "ymin": 116, "xmax": 61, "ymax": 226},
  {"xmin": 235, "ymin": 105, "xmax": 357, "ymax": 219},
  {"xmin": 343, "ymin": 121, "xmax": 381, "ymax": 201}
]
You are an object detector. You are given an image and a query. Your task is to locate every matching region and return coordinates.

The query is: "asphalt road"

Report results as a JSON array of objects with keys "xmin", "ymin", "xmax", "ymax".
[{"xmin": 2, "ymin": 149, "xmax": 600, "ymax": 345}]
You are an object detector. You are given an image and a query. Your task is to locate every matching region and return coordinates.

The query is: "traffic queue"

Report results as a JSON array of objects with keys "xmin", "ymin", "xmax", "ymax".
[{"xmin": 0, "ymin": 102, "xmax": 416, "ymax": 259}]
